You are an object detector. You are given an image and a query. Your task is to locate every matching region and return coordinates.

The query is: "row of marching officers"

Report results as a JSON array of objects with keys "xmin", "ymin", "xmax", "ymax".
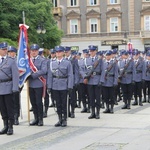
[{"xmin": 0, "ymin": 42, "xmax": 150, "ymax": 136}]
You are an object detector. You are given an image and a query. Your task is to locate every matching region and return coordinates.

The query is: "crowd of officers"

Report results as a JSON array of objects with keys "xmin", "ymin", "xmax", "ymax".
[{"xmin": 0, "ymin": 41, "xmax": 150, "ymax": 136}]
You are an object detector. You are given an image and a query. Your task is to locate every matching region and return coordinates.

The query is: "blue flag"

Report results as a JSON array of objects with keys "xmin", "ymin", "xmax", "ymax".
[{"xmin": 17, "ymin": 24, "xmax": 31, "ymax": 88}]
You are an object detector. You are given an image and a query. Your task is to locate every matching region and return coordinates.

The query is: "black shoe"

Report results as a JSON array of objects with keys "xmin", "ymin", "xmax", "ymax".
[
  {"xmin": 132, "ymin": 101, "xmax": 138, "ymax": 106},
  {"xmin": 101, "ymin": 103, "xmax": 105, "ymax": 109},
  {"xmin": 122, "ymin": 104, "xmax": 127, "ymax": 109},
  {"xmin": 61, "ymin": 120, "xmax": 67, "ymax": 127},
  {"xmin": 78, "ymin": 104, "xmax": 81, "ymax": 108},
  {"xmin": 38, "ymin": 119, "xmax": 43, "ymax": 126},
  {"xmin": 49, "ymin": 104, "xmax": 54, "ymax": 108},
  {"xmin": 110, "ymin": 108, "xmax": 114, "ymax": 114},
  {"xmin": 7, "ymin": 128, "xmax": 13, "ymax": 135},
  {"xmin": 95, "ymin": 114, "xmax": 100, "ymax": 119},
  {"xmin": 70, "ymin": 112, "xmax": 75, "ymax": 118},
  {"xmin": 14, "ymin": 119, "xmax": 19, "ymax": 125},
  {"xmin": 87, "ymin": 108, "xmax": 90, "ymax": 113},
  {"xmin": 127, "ymin": 105, "xmax": 131, "ymax": 109},
  {"xmin": 103, "ymin": 109, "xmax": 110, "ymax": 113},
  {"xmin": 0, "ymin": 127, "xmax": 8, "ymax": 134},
  {"xmin": 30, "ymin": 120, "xmax": 38, "ymax": 126},
  {"xmin": 55, "ymin": 121, "xmax": 62, "ymax": 127},
  {"xmin": 139, "ymin": 102, "xmax": 143, "ymax": 106},
  {"xmin": 43, "ymin": 112, "xmax": 47, "ymax": 118},
  {"xmin": 81, "ymin": 108, "xmax": 87, "ymax": 113},
  {"xmin": 88, "ymin": 113, "xmax": 95, "ymax": 119}
]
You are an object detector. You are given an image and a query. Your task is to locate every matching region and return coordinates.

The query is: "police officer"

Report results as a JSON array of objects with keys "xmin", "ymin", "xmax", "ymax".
[
  {"xmin": 28, "ymin": 44, "xmax": 47, "ymax": 126},
  {"xmin": 64, "ymin": 46, "xmax": 79, "ymax": 118},
  {"xmin": 142, "ymin": 51, "xmax": 150, "ymax": 103},
  {"xmin": 100, "ymin": 50, "xmax": 119, "ymax": 113},
  {"xmin": 132, "ymin": 50, "xmax": 144, "ymax": 106},
  {"xmin": 7, "ymin": 46, "xmax": 21, "ymax": 125},
  {"xmin": 47, "ymin": 46, "xmax": 73, "ymax": 127},
  {"xmin": 38, "ymin": 48, "xmax": 50, "ymax": 118},
  {"xmin": 81, "ymin": 45, "xmax": 103, "ymax": 119},
  {"xmin": 0, "ymin": 42, "xmax": 19, "ymax": 135},
  {"xmin": 49, "ymin": 49, "xmax": 56, "ymax": 108},
  {"xmin": 118, "ymin": 50, "xmax": 135, "ymax": 109},
  {"xmin": 78, "ymin": 49, "xmax": 90, "ymax": 113}
]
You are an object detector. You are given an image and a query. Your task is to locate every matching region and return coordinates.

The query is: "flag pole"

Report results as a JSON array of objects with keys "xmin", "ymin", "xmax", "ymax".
[{"xmin": 22, "ymin": 11, "xmax": 30, "ymax": 125}]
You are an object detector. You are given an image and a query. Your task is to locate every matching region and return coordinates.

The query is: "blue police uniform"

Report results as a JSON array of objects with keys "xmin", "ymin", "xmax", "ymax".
[
  {"xmin": 47, "ymin": 46, "xmax": 73, "ymax": 127},
  {"xmin": 100, "ymin": 50, "xmax": 119, "ymax": 113},
  {"xmin": 78, "ymin": 49, "xmax": 91, "ymax": 113},
  {"xmin": 132, "ymin": 50, "xmax": 144, "ymax": 106},
  {"xmin": 65, "ymin": 47, "xmax": 79, "ymax": 118},
  {"xmin": 80, "ymin": 45, "xmax": 103, "ymax": 119},
  {"xmin": 118, "ymin": 50, "xmax": 135, "ymax": 109},
  {"xmin": 0, "ymin": 42, "xmax": 19, "ymax": 135},
  {"xmin": 28, "ymin": 44, "xmax": 47, "ymax": 126},
  {"xmin": 142, "ymin": 52, "xmax": 150, "ymax": 103},
  {"xmin": 8, "ymin": 46, "xmax": 21, "ymax": 125}
]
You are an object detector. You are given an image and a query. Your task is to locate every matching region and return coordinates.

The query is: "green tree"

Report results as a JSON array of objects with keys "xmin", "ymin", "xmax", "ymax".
[{"xmin": 0, "ymin": 0, "xmax": 63, "ymax": 49}]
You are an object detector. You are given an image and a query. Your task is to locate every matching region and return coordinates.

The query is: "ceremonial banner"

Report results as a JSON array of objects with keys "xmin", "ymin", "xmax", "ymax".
[{"xmin": 17, "ymin": 24, "xmax": 31, "ymax": 88}]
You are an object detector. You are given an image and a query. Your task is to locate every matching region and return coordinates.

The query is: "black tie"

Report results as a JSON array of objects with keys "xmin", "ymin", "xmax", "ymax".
[
  {"xmin": 58, "ymin": 61, "xmax": 60, "ymax": 65},
  {"xmin": 1, "ymin": 57, "xmax": 4, "ymax": 64},
  {"xmin": 33, "ymin": 58, "xmax": 35, "ymax": 63},
  {"xmin": 92, "ymin": 58, "xmax": 94, "ymax": 62}
]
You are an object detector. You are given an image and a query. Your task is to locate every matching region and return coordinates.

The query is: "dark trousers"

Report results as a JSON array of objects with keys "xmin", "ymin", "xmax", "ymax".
[
  {"xmin": 134, "ymin": 82, "xmax": 142, "ymax": 98},
  {"xmin": 87, "ymin": 85, "xmax": 100, "ymax": 109},
  {"xmin": 68, "ymin": 86, "xmax": 76, "ymax": 111},
  {"xmin": 53, "ymin": 90, "xmax": 68, "ymax": 117},
  {"xmin": 145, "ymin": 81, "xmax": 150, "ymax": 95},
  {"xmin": 44, "ymin": 88, "xmax": 49, "ymax": 107},
  {"xmin": 29, "ymin": 87, "xmax": 43, "ymax": 117},
  {"xmin": 0, "ymin": 94, "xmax": 14, "ymax": 121},
  {"xmin": 13, "ymin": 92, "xmax": 20, "ymax": 117},
  {"xmin": 121, "ymin": 83, "xmax": 133, "ymax": 101},
  {"xmin": 102, "ymin": 86, "xmax": 114, "ymax": 104},
  {"xmin": 80, "ymin": 83, "xmax": 90, "ymax": 107}
]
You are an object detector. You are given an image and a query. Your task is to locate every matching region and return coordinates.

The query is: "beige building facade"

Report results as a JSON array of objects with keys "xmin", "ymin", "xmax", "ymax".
[{"xmin": 52, "ymin": 0, "xmax": 150, "ymax": 52}]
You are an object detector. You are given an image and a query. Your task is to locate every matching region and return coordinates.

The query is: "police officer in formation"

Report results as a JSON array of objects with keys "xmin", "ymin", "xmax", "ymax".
[
  {"xmin": 7, "ymin": 46, "xmax": 21, "ymax": 125},
  {"xmin": 100, "ymin": 50, "xmax": 119, "ymax": 113},
  {"xmin": 0, "ymin": 42, "xmax": 19, "ymax": 135},
  {"xmin": 78, "ymin": 49, "xmax": 91, "ymax": 113},
  {"xmin": 64, "ymin": 46, "xmax": 79, "ymax": 118},
  {"xmin": 28, "ymin": 44, "xmax": 47, "ymax": 126},
  {"xmin": 79, "ymin": 45, "xmax": 103, "ymax": 119},
  {"xmin": 118, "ymin": 50, "xmax": 135, "ymax": 109},
  {"xmin": 47, "ymin": 46, "xmax": 73, "ymax": 127}
]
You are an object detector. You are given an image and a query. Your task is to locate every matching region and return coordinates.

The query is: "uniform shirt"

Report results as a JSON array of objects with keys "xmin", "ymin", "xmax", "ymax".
[
  {"xmin": 0, "ymin": 56, "xmax": 19, "ymax": 95},
  {"xmin": 29, "ymin": 55, "xmax": 47, "ymax": 88},
  {"xmin": 100, "ymin": 59, "xmax": 118, "ymax": 87},
  {"xmin": 47, "ymin": 58, "xmax": 73, "ymax": 90},
  {"xmin": 142, "ymin": 59, "xmax": 150, "ymax": 81},
  {"xmin": 79, "ymin": 56, "xmax": 103, "ymax": 85}
]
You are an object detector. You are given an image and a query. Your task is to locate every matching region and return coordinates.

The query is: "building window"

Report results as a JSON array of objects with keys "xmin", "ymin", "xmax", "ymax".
[
  {"xmin": 145, "ymin": 0, "xmax": 150, "ymax": 1},
  {"xmin": 52, "ymin": 0, "xmax": 57, "ymax": 7},
  {"xmin": 70, "ymin": 0, "xmax": 77, "ymax": 6},
  {"xmin": 90, "ymin": 18, "xmax": 98, "ymax": 33},
  {"xmin": 70, "ymin": 19, "xmax": 78, "ymax": 34},
  {"xmin": 89, "ymin": 0, "xmax": 97, "ymax": 5},
  {"xmin": 144, "ymin": 16, "xmax": 150, "ymax": 30},
  {"xmin": 110, "ymin": 17, "xmax": 118, "ymax": 32},
  {"xmin": 110, "ymin": 0, "xmax": 118, "ymax": 4}
]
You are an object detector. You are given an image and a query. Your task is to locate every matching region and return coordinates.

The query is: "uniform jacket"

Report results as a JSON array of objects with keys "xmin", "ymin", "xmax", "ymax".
[
  {"xmin": 0, "ymin": 56, "xmax": 19, "ymax": 95},
  {"xmin": 29, "ymin": 55, "xmax": 47, "ymax": 88},
  {"xmin": 118, "ymin": 58, "xmax": 135, "ymax": 84},
  {"xmin": 142, "ymin": 60, "xmax": 150, "ymax": 81},
  {"xmin": 79, "ymin": 56, "xmax": 103, "ymax": 85},
  {"xmin": 100, "ymin": 59, "xmax": 119, "ymax": 87},
  {"xmin": 133, "ymin": 58, "xmax": 144, "ymax": 82},
  {"xmin": 67, "ymin": 56, "xmax": 79, "ymax": 85},
  {"xmin": 47, "ymin": 58, "xmax": 73, "ymax": 90}
]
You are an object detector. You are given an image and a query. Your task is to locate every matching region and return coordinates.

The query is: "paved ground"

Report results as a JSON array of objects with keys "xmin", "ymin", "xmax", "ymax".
[{"xmin": 0, "ymin": 85, "xmax": 150, "ymax": 150}]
